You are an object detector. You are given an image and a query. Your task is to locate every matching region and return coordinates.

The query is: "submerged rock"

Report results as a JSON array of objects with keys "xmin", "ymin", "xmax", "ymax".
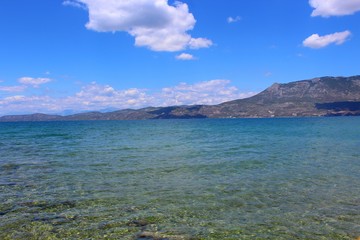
[
  {"xmin": 137, "ymin": 231, "xmax": 189, "ymax": 240},
  {"xmin": 20, "ymin": 200, "xmax": 76, "ymax": 211}
]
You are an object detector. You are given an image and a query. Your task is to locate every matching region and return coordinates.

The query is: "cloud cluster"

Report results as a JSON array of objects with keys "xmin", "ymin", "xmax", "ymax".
[
  {"xmin": 0, "ymin": 85, "xmax": 27, "ymax": 92},
  {"xmin": 0, "ymin": 95, "xmax": 57, "ymax": 115},
  {"xmin": 65, "ymin": 0, "xmax": 212, "ymax": 52},
  {"xmin": 0, "ymin": 80, "xmax": 255, "ymax": 115},
  {"xmin": 310, "ymin": 0, "xmax": 360, "ymax": 17},
  {"xmin": 68, "ymin": 82, "xmax": 152, "ymax": 109},
  {"xmin": 158, "ymin": 80, "xmax": 255, "ymax": 106},
  {"xmin": 0, "ymin": 77, "xmax": 52, "ymax": 94},
  {"xmin": 303, "ymin": 30, "xmax": 351, "ymax": 49},
  {"xmin": 18, "ymin": 77, "xmax": 52, "ymax": 87}
]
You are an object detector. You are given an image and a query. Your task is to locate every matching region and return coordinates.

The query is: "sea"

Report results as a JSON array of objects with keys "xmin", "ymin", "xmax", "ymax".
[{"xmin": 0, "ymin": 118, "xmax": 359, "ymax": 239}]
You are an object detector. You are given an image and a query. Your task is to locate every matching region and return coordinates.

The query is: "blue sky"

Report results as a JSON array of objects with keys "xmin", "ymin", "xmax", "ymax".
[{"xmin": 0, "ymin": 0, "xmax": 359, "ymax": 115}]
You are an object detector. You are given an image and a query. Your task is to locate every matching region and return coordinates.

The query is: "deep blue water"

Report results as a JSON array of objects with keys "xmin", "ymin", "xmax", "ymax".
[{"xmin": 0, "ymin": 118, "xmax": 359, "ymax": 239}]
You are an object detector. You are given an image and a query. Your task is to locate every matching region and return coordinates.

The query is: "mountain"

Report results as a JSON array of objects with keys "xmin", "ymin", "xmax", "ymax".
[
  {"xmin": 199, "ymin": 75, "xmax": 360, "ymax": 118},
  {"xmin": 1, "ymin": 75, "xmax": 360, "ymax": 122}
]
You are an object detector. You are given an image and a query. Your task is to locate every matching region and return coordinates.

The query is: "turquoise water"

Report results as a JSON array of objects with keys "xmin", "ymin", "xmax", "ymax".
[{"xmin": 0, "ymin": 118, "xmax": 359, "ymax": 239}]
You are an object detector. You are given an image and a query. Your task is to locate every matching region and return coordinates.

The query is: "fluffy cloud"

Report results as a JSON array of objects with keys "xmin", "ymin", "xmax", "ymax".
[
  {"xmin": 303, "ymin": 30, "xmax": 351, "ymax": 48},
  {"xmin": 18, "ymin": 77, "xmax": 51, "ymax": 87},
  {"xmin": 188, "ymin": 38, "xmax": 213, "ymax": 49},
  {"xmin": 70, "ymin": 80, "xmax": 255, "ymax": 109},
  {"xmin": 176, "ymin": 53, "xmax": 195, "ymax": 60},
  {"xmin": 0, "ymin": 95, "xmax": 27, "ymax": 103},
  {"xmin": 310, "ymin": 0, "xmax": 360, "ymax": 17},
  {"xmin": 68, "ymin": 82, "xmax": 152, "ymax": 109},
  {"xmin": 227, "ymin": 16, "xmax": 241, "ymax": 23},
  {"xmin": 0, "ymin": 83, "xmax": 151, "ymax": 115},
  {"xmin": 0, "ymin": 80, "xmax": 256, "ymax": 115},
  {"xmin": 65, "ymin": 0, "xmax": 212, "ymax": 52},
  {"xmin": 157, "ymin": 80, "xmax": 255, "ymax": 106},
  {"xmin": 0, "ymin": 77, "xmax": 51, "ymax": 93},
  {"xmin": 0, "ymin": 95, "xmax": 58, "ymax": 115}
]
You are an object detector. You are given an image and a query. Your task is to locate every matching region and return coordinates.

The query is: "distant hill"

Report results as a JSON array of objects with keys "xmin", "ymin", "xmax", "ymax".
[
  {"xmin": 0, "ymin": 113, "xmax": 62, "ymax": 122},
  {"xmin": 1, "ymin": 75, "xmax": 360, "ymax": 122}
]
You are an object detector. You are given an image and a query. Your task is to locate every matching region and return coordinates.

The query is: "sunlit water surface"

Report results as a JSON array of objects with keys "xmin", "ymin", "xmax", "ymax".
[{"xmin": 0, "ymin": 118, "xmax": 359, "ymax": 239}]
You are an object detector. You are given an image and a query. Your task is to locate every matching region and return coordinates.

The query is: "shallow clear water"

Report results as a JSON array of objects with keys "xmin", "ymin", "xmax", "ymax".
[{"xmin": 0, "ymin": 118, "xmax": 359, "ymax": 239}]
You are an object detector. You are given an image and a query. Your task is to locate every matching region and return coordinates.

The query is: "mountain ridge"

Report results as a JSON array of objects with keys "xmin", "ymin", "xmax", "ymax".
[{"xmin": 1, "ymin": 75, "xmax": 360, "ymax": 122}]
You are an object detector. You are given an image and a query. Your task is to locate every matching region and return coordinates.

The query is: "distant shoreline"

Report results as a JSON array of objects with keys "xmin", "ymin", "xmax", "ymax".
[{"xmin": 2, "ymin": 75, "xmax": 360, "ymax": 122}]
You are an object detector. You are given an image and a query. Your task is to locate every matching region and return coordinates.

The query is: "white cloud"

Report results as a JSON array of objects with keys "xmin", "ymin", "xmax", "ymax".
[
  {"xmin": 0, "ymin": 95, "xmax": 59, "ymax": 115},
  {"xmin": 65, "ymin": 82, "xmax": 153, "ymax": 110},
  {"xmin": 176, "ymin": 53, "xmax": 195, "ymax": 60},
  {"xmin": 303, "ymin": 30, "xmax": 351, "ymax": 49},
  {"xmin": 18, "ymin": 77, "xmax": 52, "ymax": 87},
  {"xmin": 0, "ymin": 77, "xmax": 51, "ymax": 94},
  {"xmin": 70, "ymin": 80, "xmax": 254, "ymax": 109},
  {"xmin": 310, "ymin": 0, "xmax": 360, "ymax": 17},
  {"xmin": 0, "ymin": 85, "xmax": 27, "ymax": 92},
  {"xmin": 0, "ymin": 83, "xmax": 151, "ymax": 115},
  {"xmin": 227, "ymin": 16, "xmax": 241, "ymax": 23},
  {"xmin": 65, "ymin": 0, "xmax": 212, "ymax": 52},
  {"xmin": 189, "ymin": 38, "xmax": 213, "ymax": 49},
  {"xmin": 1, "ymin": 95, "xmax": 26, "ymax": 103},
  {"xmin": 0, "ymin": 80, "xmax": 256, "ymax": 115},
  {"xmin": 157, "ymin": 80, "xmax": 256, "ymax": 106},
  {"xmin": 63, "ymin": 0, "xmax": 87, "ymax": 9}
]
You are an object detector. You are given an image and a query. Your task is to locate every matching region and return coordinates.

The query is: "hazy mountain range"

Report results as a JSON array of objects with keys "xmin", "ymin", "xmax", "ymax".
[{"xmin": 1, "ymin": 75, "xmax": 360, "ymax": 122}]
